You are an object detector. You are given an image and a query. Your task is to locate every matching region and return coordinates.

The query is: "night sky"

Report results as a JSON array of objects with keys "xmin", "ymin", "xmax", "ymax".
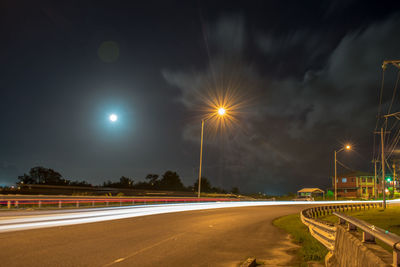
[{"xmin": 1, "ymin": 1, "xmax": 400, "ymax": 194}]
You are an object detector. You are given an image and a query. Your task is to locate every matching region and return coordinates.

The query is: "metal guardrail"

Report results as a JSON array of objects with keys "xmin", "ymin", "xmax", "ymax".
[
  {"xmin": 334, "ymin": 211, "xmax": 400, "ymax": 266},
  {"xmin": 300, "ymin": 202, "xmax": 400, "ymax": 267},
  {"xmin": 300, "ymin": 203, "xmax": 382, "ymax": 251},
  {"xmin": 0, "ymin": 197, "xmax": 240, "ymax": 209}
]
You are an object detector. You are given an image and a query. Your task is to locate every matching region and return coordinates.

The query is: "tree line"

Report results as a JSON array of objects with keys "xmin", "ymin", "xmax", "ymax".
[{"xmin": 17, "ymin": 166, "xmax": 239, "ymax": 194}]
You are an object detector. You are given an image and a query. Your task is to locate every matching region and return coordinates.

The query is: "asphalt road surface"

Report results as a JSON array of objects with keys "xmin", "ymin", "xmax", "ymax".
[{"xmin": 0, "ymin": 205, "xmax": 306, "ymax": 267}]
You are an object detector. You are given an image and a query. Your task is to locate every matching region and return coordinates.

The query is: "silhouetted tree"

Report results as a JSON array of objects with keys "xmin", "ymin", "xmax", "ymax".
[
  {"xmin": 158, "ymin": 171, "xmax": 184, "ymax": 190},
  {"xmin": 145, "ymin": 174, "xmax": 159, "ymax": 186},
  {"xmin": 231, "ymin": 187, "xmax": 240, "ymax": 194},
  {"xmin": 17, "ymin": 167, "xmax": 64, "ymax": 185},
  {"xmin": 193, "ymin": 177, "xmax": 213, "ymax": 193},
  {"xmin": 17, "ymin": 174, "xmax": 35, "ymax": 184},
  {"xmin": 70, "ymin": 180, "xmax": 92, "ymax": 187},
  {"xmin": 103, "ymin": 176, "xmax": 134, "ymax": 188},
  {"xmin": 119, "ymin": 176, "xmax": 134, "ymax": 188}
]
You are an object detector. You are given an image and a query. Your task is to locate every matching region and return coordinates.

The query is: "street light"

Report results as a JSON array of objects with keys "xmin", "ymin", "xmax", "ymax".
[
  {"xmin": 334, "ymin": 144, "xmax": 351, "ymax": 201},
  {"xmin": 197, "ymin": 107, "xmax": 226, "ymax": 198}
]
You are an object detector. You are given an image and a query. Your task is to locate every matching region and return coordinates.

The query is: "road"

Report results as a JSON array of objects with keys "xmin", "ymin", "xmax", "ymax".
[{"xmin": 0, "ymin": 204, "xmax": 306, "ymax": 267}]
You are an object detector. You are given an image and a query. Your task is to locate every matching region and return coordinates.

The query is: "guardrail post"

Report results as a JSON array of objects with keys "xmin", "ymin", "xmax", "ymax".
[
  {"xmin": 38, "ymin": 200, "xmax": 41, "ymax": 208},
  {"xmin": 362, "ymin": 231, "xmax": 375, "ymax": 243},
  {"xmin": 59, "ymin": 200, "xmax": 62, "ymax": 208},
  {"xmin": 120, "ymin": 200, "xmax": 122, "ymax": 206},
  {"xmin": 15, "ymin": 200, "xmax": 18, "ymax": 208},
  {"xmin": 132, "ymin": 200, "xmax": 135, "ymax": 205},
  {"xmin": 394, "ymin": 249, "xmax": 399, "ymax": 267},
  {"xmin": 76, "ymin": 201, "xmax": 79, "ymax": 208},
  {"xmin": 92, "ymin": 201, "xmax": 95, "ymax": 207},
  {"xmin": 7, "ymin": 201, "xmax": 10, "ymax": 209},
  {"xmin": 106, "ymin": 201, "xmax": 109, "ymax": 206},
  {"xmin": 348, "ymin": 222, "xmax": 357, "ymax": 231}
]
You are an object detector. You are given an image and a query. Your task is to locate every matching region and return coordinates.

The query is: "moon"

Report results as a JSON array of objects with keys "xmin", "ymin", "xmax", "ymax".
[{"xmin": 109, "ymin": 114, "xmax": 118, "ymax": 122}]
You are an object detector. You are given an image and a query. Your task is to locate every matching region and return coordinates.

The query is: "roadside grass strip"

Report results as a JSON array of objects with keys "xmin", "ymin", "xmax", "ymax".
[
  {"xmin": 320, "ymin": 205, "xmax": 400, "ymax": 252},
  {"xmin": 273, "ymin": 214, "xmax": 328, "ymax": 265}
]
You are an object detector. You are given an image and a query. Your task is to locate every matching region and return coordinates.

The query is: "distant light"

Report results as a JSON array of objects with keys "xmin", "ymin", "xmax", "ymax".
[
  {"xmin": 346, "ymin": 145, "xmax": 351, "ymax": 150},
  {"xmin": 218, "ymin": 107, "xmax": 226, "ymax": 116},
  {"xmin": 109, "ymin": 114, "xmax": 118, "ymax": 122}
]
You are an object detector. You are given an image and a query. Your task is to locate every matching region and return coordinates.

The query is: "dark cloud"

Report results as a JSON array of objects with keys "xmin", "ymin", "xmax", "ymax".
[{"xmin": 164, "ymin": 13, "xmax": 400, "ymax": 194}]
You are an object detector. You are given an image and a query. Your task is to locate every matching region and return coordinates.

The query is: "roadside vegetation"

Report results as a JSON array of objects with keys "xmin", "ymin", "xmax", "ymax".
[
  {"xmin": 1, "ymin": 166, "xmax": 241, "ymax": 196},
  {"xmin": 273, "ymin": 214, "xmax": 328, "ymax": 266}
]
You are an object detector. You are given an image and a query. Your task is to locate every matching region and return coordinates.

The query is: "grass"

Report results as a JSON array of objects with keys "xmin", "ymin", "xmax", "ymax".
[
  {"xmin": 320, "ymin": 205, "xmax": 400, "ymax": 252},
  {"xmin": 273, "ymin": 214, "xmax": 328, "ymax": 266}
]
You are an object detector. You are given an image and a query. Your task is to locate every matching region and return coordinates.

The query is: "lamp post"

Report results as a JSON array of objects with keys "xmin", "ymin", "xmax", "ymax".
[
  {"xmin": 197, "ymin": 107, "xmax": 226, "ymax": 198},
  {"xmin": 334, "ymin": 145, "xmax": 351, "ymax": 201}
]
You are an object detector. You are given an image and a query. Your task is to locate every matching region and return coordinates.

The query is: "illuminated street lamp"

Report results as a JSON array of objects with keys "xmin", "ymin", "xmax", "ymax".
[
  {"xmin": 334, "ymin": 144, "xmax": 351, "ymax": 201},
  {"xmin": 197, "ymin": 107, "xmax": 226, "ymax": 198}
]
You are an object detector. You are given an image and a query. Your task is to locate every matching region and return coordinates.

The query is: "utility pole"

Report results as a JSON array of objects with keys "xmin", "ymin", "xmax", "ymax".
[
  {"xmin": 374, "ymin": 127, "xmax": 390, "ymax": 208},
  {"xmin": 381, "ymin": 127, "xmax": 386, "ymax": 209},
  {"xmin": 377, "ymin": 60, "xmax": 400, "ymax": 207},
  {"xmin": 334, "ymin": 150, "xmax": 337, "ymax": 201},
  {"xmin": 382, "ymin": 60, "xmax": 400, "ymax": 70},
  {"xmin": 372, "ymin": 159, "xmax": 378, "ymax": 199},
  {"xmin": 393, "ymin": 162, "xmax": 396, "ymax": 197}
]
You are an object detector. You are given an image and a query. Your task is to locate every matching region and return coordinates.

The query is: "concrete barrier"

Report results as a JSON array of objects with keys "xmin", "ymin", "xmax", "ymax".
[{"xmin": 326, "ymin": 225, "xmax": 391, "ymax": 267}]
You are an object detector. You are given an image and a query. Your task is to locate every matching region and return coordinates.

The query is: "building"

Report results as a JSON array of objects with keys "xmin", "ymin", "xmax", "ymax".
[
  {"xmin": 297, "ymin": 188, "xmax": 324, "ymax": 199},
  {"xmin": 334, "ymin": 171, "xmax": 376, "ymax": 198}
]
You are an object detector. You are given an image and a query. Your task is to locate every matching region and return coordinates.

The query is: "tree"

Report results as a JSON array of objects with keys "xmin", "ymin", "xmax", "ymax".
[
  {"xmin": 103, "ymin": 176, "xmax": 134, "ymax": 188},
  {"xmin": 17, "ymin": 166, "xmax": 65, "ymax": 185},
  {"xmin": 17, "ymin": 174, "xmax": 35, "ymax": 184},
  {"xmin": 193, "ymin": 177, "xmax": 213, "ymax": 193},
  {"xmin": 70, "ymin": 180, "xmax": 92, "ymax": 187},
  {"xmin": 231, "ymin": 187, "xmax": 240, "ymax": 194},
  {"xmin": 118, "ymin": 176, "xmax": 134, "ymax": 188},
  {"xmin": 158, "ymin": 171, "xmax": 184, "ymax": 190},
  {"xmin": 29, "ymin": 166, "xmax": 64, "ymax": 185},
  {"xmin": 145, "ymin": 174, "xmax": 159, "ymax": 186}
]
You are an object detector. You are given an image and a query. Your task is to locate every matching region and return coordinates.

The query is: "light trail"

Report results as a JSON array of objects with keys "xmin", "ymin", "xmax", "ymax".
[{"xmin": 0, "ymin": 200, "xmax": 398, "ymax": 233}]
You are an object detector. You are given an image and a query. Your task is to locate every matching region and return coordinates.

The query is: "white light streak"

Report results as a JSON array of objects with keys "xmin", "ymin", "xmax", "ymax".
[{"xmin": 0, "ymin": 200, "xmax": 397, "ymax": 233}]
